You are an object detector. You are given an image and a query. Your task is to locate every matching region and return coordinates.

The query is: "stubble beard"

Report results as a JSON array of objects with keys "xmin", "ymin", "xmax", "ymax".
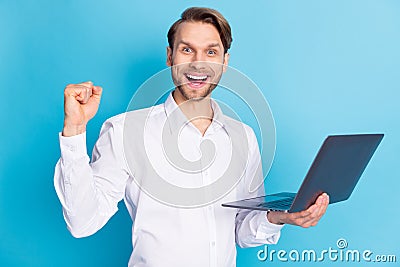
[{"xmin": 176, "ymin": 83, "xmax": 217, "ymax": 102}]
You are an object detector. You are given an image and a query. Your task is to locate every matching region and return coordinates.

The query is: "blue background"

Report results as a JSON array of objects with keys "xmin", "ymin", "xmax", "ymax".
[{"xmin": 1, "ymin": 0, "xmax": 399, "ymax": 266}]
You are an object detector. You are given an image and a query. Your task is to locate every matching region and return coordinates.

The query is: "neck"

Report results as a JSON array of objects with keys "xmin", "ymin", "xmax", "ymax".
[{"xmin": 172, "ymin": 90, "xmax": 214, "ymax": 136}]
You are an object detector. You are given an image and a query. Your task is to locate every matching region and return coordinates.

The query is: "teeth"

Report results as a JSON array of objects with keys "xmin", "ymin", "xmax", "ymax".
[{"xmin": 187, "ymin": 74, "xmax": 207, "ymax": 80}]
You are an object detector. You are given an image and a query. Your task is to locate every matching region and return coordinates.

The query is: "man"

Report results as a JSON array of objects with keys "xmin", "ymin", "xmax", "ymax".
[{"xmin": 54, "ymin": 7, "xmax": 329, "ymax": 267}]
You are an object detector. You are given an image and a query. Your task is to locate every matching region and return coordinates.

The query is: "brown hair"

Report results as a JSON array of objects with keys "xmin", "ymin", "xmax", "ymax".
[{"xmin": 167, "ymin": 7, "xmax": 232, "ymax": 54}]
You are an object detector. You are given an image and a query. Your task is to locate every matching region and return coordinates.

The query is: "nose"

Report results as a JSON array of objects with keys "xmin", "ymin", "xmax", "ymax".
[
  {"xmin": 194, "ymin": 51, "xmax": 206, "ymax": 62},
  {"xmin": 189, "ymin": 52, "xmax": 207, "ymax": 70}
]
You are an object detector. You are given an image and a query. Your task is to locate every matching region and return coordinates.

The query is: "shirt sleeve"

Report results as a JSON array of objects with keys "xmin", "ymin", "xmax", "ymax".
[
  {"xmin": 235, "ymin": 127, "xmax": 284, "ymax": 248},
  {"xmin": 54, "ymin": 117, "xmax": 130, "ymax": 238}
]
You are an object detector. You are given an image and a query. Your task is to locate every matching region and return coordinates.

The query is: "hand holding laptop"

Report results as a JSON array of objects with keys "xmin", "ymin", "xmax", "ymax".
[
  {"xmin": 267, "ymin": 193, "xmax": 329, "ymax": 227},
  {"xmin": 223, "ymin": 134, "xmax": 384, "ymax": 229}
]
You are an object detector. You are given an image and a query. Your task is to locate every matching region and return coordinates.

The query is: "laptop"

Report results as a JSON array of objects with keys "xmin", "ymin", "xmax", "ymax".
[{"xmin": 222, "ymin": 134, "xmax": 384, "ymax": 213}]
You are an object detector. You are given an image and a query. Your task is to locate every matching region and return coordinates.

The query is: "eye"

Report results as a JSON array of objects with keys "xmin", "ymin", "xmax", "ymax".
[
  {"xmin": 182, "ymin": 47, "xmax": 192, "ymax": 53},
  {"xmin": 207, "ymin": 50, "xmax": 217, "ymax": 56}
]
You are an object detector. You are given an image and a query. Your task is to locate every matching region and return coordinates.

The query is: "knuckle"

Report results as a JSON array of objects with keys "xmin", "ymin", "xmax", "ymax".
[
  {"xmin": 64, "ymin": 87, "xmax": 73, "ymax": 95},
  {"xmin": 65, "ymin": 83, "xmax": 78, "ymax": 89},
  {"xmin": 294, "ymin": 218, "xmax": 302, "ymax": 225}
]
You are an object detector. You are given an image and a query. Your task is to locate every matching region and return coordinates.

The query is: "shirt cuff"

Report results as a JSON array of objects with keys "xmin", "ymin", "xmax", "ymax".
[
  {"xmin": 59, "ymin": 132, "xmax": 88, "ymax": 161},
  {"xmin": 255, "ymin": 211, "xmax": 284, "ymax": 240}
]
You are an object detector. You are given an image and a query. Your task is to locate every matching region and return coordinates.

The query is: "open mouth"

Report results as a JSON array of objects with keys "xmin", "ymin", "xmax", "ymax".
[{"xmin": 185, "ymin": 73, "xmax": 209, "ymax": 88}]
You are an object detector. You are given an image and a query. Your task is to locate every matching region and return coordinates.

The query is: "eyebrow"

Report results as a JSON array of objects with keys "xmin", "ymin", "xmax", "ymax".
[{"xmin": 177, "ymin": 40, "xmax": 222, "ymax": 49}]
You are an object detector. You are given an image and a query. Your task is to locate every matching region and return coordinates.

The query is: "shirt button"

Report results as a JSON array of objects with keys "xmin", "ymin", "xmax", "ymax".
[
  {"xmin": 208, "ymin": 206, "xmax": 212, "ymax": 211},
  {"xmin": 211, "ymin": 241, "xmax": 216, "ymax": 246}
]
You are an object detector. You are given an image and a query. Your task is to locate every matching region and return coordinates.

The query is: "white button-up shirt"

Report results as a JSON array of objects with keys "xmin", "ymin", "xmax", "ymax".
[{"xmin": 54, "ymin": 92, "xmax": 283, "ymax": 267}]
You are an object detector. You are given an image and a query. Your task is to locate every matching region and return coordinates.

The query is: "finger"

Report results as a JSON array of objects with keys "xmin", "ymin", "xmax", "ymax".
[
  {"xmin": 66, "ymin": 81, "xmax": 93, "ymax": 90},
  {"xmin": 284, "ymin": 208, "xmax": 314, "ymax": 226},
  {"xmin": 298, "ymin": 202, "xmax": 325, "ymax": 226},
  {"xmin": 306, "ymin": 200, "xmax": 329, "ymax": 227},
  {"xmin": 304, "ymin": 193, "xmax": 327, "ymax": 218},
  {"xmin": 299, "ymin": 208, "xmax": 321, "ymax": 227},
  {"xmin": 79, "ymin": 81, "xmax": 94, "ymax": 88},
  {"xmin": 324, "ymin": 193, "xmax": 330, "ymax": 205},
  {"xmin": 288, "ymin": 206, "xmax": 314, "ymax": 222},
  {"xmin": 285, "ymin": 207, "xmax": 320, "ymax": 227},
  {"xmin": 318, "ymin": 197, "xmax": 329, "ymax": 218},
  {"xmin": 91, "ymin": 85, "xmax": 103, "ymax": 99},
  {"xmin": 69, "ymin": 85, "xmax": 92, "ymax": 104},
  {"xmin": 304, "ymin": 214, "xmax": 322, "ymax": 227},
  {"xmin": 85, "ymin": 86, "xmax": 102, "ymax": 106},
  {"xmin": 81, "ymin": 86, "xmax": 92, "ymax": 104},
  {"xmin": 314, "ymin": 193, "xmax": 329, "ymax": 218},
  {"xmin": 286, "ymin": 194, "xmax": 330, "ymax": 227},
  {"xmin": 301, "ymin": 204, "xmax": 317, "ymax": 217},
  {"xmin": 315, "ymin": 193, "xmax": 327, "ymax": 205}
]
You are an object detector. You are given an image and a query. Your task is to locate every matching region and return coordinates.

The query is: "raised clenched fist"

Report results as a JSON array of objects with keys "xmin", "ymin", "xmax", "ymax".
[{"xmin": 62, "ymin": 81, "xmax": 103, "ymax": 137}]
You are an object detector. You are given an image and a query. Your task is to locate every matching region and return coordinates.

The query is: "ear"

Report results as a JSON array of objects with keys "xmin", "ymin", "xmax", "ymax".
[
  {"xmin": 222, "ymin": 52, "xmax": 230, "ymax": 73},
  {"xmin": 166, "ymin": 46, "xmax": 173, "ymax": 66}
]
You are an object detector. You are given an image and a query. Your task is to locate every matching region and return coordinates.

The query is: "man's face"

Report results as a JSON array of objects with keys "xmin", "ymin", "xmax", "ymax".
[{"xmin": 167, "ymin": 21, "xmax": 229, "ymax": 101}]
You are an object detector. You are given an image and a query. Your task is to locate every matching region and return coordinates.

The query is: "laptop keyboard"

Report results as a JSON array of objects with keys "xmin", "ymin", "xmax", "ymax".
[{"xmin": 257, "ymin": 197, "xmax": 294, "ymax": 209}]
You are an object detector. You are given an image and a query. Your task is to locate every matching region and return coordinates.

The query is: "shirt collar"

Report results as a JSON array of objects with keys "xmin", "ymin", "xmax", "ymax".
[{"xmin": 163, "ymin": 91, "xmax": 227, "ymax": 135}]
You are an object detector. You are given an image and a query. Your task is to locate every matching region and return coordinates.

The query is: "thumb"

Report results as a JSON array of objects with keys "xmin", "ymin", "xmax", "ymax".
[
  {"xmin": 92, "ymin": 85, "xmax": 103, "ymax": 99},
  {"xmin": 92, "ymin": 86, "xmax": 103, "ymax": 97}
]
